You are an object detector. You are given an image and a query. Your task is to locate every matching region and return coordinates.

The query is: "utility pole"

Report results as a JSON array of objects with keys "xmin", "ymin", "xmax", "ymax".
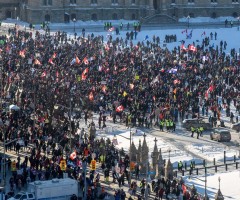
[
  {"xmin": 83, "ymin": 161, "xmax": 87, "ymax": 200},
  {"xmin": 129, "ymin": 128, "xmax": 131, "ymax": 186}
]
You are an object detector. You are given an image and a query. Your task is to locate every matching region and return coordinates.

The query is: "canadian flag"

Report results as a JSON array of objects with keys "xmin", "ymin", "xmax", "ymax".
[
  {"xmin": 189, "ymin": 44, "xmax": 197, "ymax": 52},
  {"xmin": 108, "ymin": 27, "xmax": 115, "ymax": 32},
  {"xmin": 52, "ymin": 52, "xmax": 57, "ymax": 59},
  {"xmin": 102, "ymin": 85, "xmax": 107, "ymax": 93},
  {"xmin": 83, "ymin": 57, "xmax": 89, "ymax": 65},
  {"xmin": 76, "ymin": 56, "xmax": 81, "ymax": 65},
  {"xmin": 56, "ymin": 71, "xmax": 59, "ymax": 82},
  {"xmin": 48, "ymin": 58, "xmax": 54, "ymax": 65},
  {"xmin": 173, "ymin": 79, "xmax": 180, "ymax": 84},
  {"xmin": 105, "ymin": 44, "xmax": 110, "ymax": 51},
  {"xmin": 81, "ymin": 67, "xmax": 89, "ymax": 80},
  {"xmin": 70, "ymin": 151, "xmax": 77, "ymax": 160},
  {"xmin": 34, "ymin": 59, "xmax": 41, "ymax": 65},
  {"xmin": 119, "ymin": 67, "xmax": 127, "ymax": 72},
  {"xmin": 41, "ymin": 71, "xmax": 47, "ymax": 78},
  {"xmin": 180, "ymin": 44, "xmax": 187, "ymax": 51},
  {"xmin": 89, "ymin": 91, "xmax": 94, "ymax": 101},
  {"xmin": 19, "ymin": 50, "xmax": 25, "ymax": 58},
  {"xmin": 116, "ymin": 105, "xmax": 124, "ymax": 112}
]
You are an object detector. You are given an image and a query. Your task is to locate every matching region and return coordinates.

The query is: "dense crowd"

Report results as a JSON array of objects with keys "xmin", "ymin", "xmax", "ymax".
[{"xmin": 0, "ymin": 22, "xmax": 239, "ymax": 200}]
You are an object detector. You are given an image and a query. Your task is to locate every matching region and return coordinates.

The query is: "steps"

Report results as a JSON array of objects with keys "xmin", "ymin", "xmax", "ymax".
[{"xmin": 142, "ymin": 14, "xmax": 177, "ymax": 24}]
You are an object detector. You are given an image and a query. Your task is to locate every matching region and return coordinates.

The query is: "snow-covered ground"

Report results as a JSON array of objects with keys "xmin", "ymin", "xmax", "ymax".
[{"xmin": 183, "ymin": 170, "xmax": 240, "ymax": 200}]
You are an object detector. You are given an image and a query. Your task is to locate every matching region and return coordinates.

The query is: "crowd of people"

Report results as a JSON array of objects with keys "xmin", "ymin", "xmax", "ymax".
[{"xmin": 0, "ymin": 21, "xmax": 239, "ymax": 200}]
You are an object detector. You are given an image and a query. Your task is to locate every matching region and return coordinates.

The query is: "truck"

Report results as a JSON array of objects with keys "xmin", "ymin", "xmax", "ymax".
[{"xmin": 9, "ymin": 178, "xmax": 78, "ymax": 200}]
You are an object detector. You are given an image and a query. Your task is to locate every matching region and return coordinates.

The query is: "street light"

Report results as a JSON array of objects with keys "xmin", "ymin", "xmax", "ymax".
[
  {"xmin": 73, "ymin": 18, "xmax": 76, "ymax": 34},
  {"xmin": 54, "ymin": 99, "xmax": 73, "ymax": 152},
  {"xmin": 0, "ymin": 119, "xmax": 6, "ymax": 200},
  {"xmin": 14, "ymin": 7, "xmax": 17, "ymax": 19},
  {"xmin": 238, "ymin": 17, "xmax": 240, "ymax": 31},
  {"xmin": 187, "ymin": 15, "xmax": 190, "ymax": 28}
]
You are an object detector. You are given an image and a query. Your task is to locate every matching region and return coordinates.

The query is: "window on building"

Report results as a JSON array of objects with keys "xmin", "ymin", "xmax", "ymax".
[
  {"xmin": 91, "ymin": 13, "xmax": 97, "ymax": 21},
  {"xmin": 188, "ymin": 0, "xmax": 194, "ymax": 3},
  {"xmin": 131, "ymin": 0, "xmax": 135, "ymax": 4},
  {"xmin": 91, "ymin": 0, "xmax": 97, "ymax": 3},
  {"xmin": 132, "ymin": 13, "xmax": 136, "ymax": 20},
  {"xmin": 71, "ymin": 13, "xmax": 76, "ymax": 20},
  {"xmin": 211, "ymin": 12, "xmax": 217, "ymax": 18},
  {"xmin": 70, "ymin": 0, "xmax": 76, "ymax": 3},
  {"xmin": 112, "ymin": 0, "xmax": 118, "ymax": 4},
  {"xmin": 43, "ymin": 0, "xmax": 52, "ymax": 6},
  {"xmin": 211, "ymin": 0, "xmax": 217, "ymax": 3},
  {"xmin": 171, "ymin": 0, "xmax": 176, "ymax": 3},
  {"xmin": 45, "ymin": 14, "xmax": 51, "ymax": 22},
  {"xmin": 112, "ymin": 13, "xmax": 118, "ymax": 20},
  {"xmin": 232, "ymin": 12, "xmax": 238, "ymax": 17},
  {"xmin": 232, "ymin": 0, "xmax": 239, "ymax": 3}
]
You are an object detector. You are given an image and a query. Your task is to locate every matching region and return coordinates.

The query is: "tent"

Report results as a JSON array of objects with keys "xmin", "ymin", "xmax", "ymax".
[{"xmin": 9, "ymin": 104, "xmax": 20, "ymax": 111}]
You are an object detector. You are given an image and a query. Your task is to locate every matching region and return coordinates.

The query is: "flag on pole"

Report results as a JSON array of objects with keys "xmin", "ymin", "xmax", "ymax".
[
  {"xmin": 81, "ymin": 68, "xmax": 89, "ymax": 80},
  {"xmin": 19, "ymin": 50, "xmax": 25, "ymax": 58},
  {"xmin": 116, "ymin": 105, "xmax": 124, "ymax": 112},
  {"xmin": 89, "ymin": 91, "xmax": 94, "ymax": 101},
  {"xmin": 188, "ymin": 44, "xmax": 197, "ymax": 52},
  {"xmin": 41, "ymin": 71, "xmax": 47, "ymax": 78},
  {"xmin": 76, "ymin": 56, "xmax": 81, "ymax": 65},
  {"xmin": 48, "ymin": 58, "xmax": 54, "ymax": 65},
  {"xmin": 180, "ymin": 44, "xmax": 188, "ymax": 51},
  {"xmin": 34, "ymin": 59, "xmax": 41, "ymax": 65},
  {"xmin": 83, "ymin": 57, "xmax": 89, "ymax": 65},
  {"xmin": 70, "ymin": 151, "xmax": 77, "ymax": 160},
  {"xmin": 108, "ymin": 27, "xmax": 115, "ymax": 32}
]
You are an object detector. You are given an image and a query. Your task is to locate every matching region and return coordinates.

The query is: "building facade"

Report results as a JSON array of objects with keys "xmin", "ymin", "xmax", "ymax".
[{"xmin": 0, "ymin": 0, "xmax": 239, "ymax": 24}]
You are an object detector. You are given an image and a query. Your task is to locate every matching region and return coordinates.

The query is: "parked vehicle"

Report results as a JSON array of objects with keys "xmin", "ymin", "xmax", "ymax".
[
  {"xmin": 182, "ymin": 118, "xmax": 212, "ymax": 130},
  {"xmin": 210, "ymin": 129, "xmax": 231, "ymax": 142},
  {"xmin": 9, "ymin": 178, "xmax": 78, "ymax": 200},
  {"xmin": 232, "ymin": 122, "xmax": 240, "ymax": 132}
]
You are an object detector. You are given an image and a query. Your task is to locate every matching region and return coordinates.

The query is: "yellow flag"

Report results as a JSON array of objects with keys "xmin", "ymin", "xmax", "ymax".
[
  {"xmin": 77, "ymin": 75, "xmax": 81, "ymax": 82},
  {"xmin": 123, "ymin": 91, "xmax": 128, "ymax": 97},
  {"xmin": 135, "ymin": 75, "xmax": 140, "ymax": 80}
]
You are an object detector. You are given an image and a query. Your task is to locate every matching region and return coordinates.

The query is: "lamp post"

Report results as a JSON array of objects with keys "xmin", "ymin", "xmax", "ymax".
[
  {"xmin": 14, "ymin": 7, "xmax": 17, "ymax": 19},
  {"xmin": 204, "ymin": 168, "xmax": 209, "ymax": 200},
  {"xmin": 187, "ymin": 15, "xmax": 190, "ymax": 28},
  {"xmin": 73, "ymin": 18, "xmax": 76, "ymax": 34},
  {"xmin": 54, "ymin": 99, "xmax": 73, "ymax": 153},
  {"xmin": 0, "ymin": 119, "xmax": 6, "ymax": 200},
  {"xmin": 238, "ymin": 17, "xmax": 240, "ymax": 31}
]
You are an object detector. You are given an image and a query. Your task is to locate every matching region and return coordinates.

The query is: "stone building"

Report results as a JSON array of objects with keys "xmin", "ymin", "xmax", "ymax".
[{"xmin": 0, "ymin": 0, "xmax": 239, "ymax": 24}]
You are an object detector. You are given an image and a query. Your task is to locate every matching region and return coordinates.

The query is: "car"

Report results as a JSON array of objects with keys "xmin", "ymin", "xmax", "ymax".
[
  {"xmin": 210, "ymin": 129, "xmax": 231, "ymax": 142},
  {"xmin": 232, "ymin": 122, "xmax": 240, "ymax": 132},
  {"xmin": 182, "ymin": 118, "xmax": 212, "ymax": 130},
  {"xmin": 9, "ymin": 192, "xmax": 35, "ymax": 200}
]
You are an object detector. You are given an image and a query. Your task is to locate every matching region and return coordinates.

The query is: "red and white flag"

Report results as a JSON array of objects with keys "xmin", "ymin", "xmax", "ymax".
[
  {"xmin": 81, "ymin": 67, "xmax": 89, "ymax": 80},
  {"xmin": 83, "ymin": 57, "xmax": 89, "ymax": 65},
  {"xmin": 48, "ymin": 58, "xmax": 54, "ymax": 65},
  {"xmin": 189, "ymin": 44, "xmax": 197, "ymax": 52},
  {"xmin": 19, "ymin": 50, "xmax": 25, "ymax": 58},
  {"xmin": 173, "ymin": 79, "xmax": 180, "ymax": 85},
  {"xmin": 108, "ymin": 27, "xmax": 115, "ymax": 32},
  {"xmin": 41, "ymin": 71, "xmax": 47, "ymax": 78},
  {"xmin": 180, "ymin": 44, "xmax": 187, "ymax": 51},
  {"xmin": 89, "ymin": 91, "xmax": 94, "ymax": 101},
  {"xmin": 116, "ymin": 105, "xmax": 124, "ymax": 112},
  {"xmin": 34, "ymin": 59, "xmax": 41, "ymax": 65},
  {"xmin": 76, "ymin": 56, "xmax": 81, "ymax": 65},
  {"xmin": 70, "ymin": 151, "xmax": 77, "ymax": 160}
]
